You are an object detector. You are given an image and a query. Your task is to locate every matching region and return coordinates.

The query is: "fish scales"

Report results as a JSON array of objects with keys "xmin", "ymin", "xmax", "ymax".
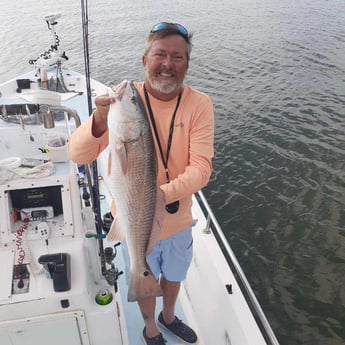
[{"xmin": 107, "ymin": 80, "xmax": 163, "ymax": 302}]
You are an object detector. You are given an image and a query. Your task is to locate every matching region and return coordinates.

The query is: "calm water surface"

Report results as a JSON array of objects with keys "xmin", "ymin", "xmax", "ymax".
[{"xmin": 1, "ymin": 1, "xmax": 345, "ymax": 344}]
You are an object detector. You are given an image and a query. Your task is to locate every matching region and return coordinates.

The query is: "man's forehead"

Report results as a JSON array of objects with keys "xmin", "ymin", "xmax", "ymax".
[{"xmin": 149, "ymin": 36, "xmax": 188, "ymax": 52}]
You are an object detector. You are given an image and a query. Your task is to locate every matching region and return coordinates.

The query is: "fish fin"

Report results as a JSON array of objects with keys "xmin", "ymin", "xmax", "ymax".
[
  {"xmin": 127, "ymin": 270, "xmax": 162, "ymax": 302},
  {"xmin": 146, "ymin": 188, "xmax": 166, "ymax": 255},
  {"xmin": 116, "ymin": 143, "xmax": 128, "ymax": 175},
  {"xmin": 106, "ymin": 216, "xmax": 125, "ymax": 242}
]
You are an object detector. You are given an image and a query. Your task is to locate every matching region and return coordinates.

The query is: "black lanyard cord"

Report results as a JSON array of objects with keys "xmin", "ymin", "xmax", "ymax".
[{"xmin": 143, "ymin": 85, "xmax": 182, "ymax": 183}]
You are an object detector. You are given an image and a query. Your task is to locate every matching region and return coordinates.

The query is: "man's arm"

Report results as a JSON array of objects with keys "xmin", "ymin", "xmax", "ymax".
[{"xmin": 68, "ymin": 95, "xmax": 115, "ymax": 164}]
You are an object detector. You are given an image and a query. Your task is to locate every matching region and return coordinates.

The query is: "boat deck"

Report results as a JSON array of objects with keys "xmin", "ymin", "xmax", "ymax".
[{"xmin": 114, "ymin": 245, "xmax": 188, "ymax": 344}]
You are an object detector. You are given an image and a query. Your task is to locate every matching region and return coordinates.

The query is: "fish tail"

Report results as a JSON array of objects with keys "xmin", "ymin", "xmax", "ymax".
[{"xmin": 127, "ymin": 271, "xmax": 162, "ymax": 302}]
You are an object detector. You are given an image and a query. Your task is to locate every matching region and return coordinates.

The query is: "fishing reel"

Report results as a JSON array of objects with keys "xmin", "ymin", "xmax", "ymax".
[{"xmin": 104, "ymin": 243, "xmax": 123, "ymax": 292}]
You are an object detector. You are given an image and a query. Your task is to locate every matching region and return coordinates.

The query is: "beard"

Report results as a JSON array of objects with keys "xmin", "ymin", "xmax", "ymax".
[{"xmin": 145, "ymin": 67, "xmax": 183, "ymax": 95}]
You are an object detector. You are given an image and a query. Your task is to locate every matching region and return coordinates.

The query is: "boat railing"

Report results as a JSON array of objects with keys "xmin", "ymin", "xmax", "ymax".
[
  {"xmin": 0, "ymin": 104, "xmax": 81, "ymax": 128},
  {"xmin": 196, "ymin": 190, "xmax": 280, "ymax": 345}
]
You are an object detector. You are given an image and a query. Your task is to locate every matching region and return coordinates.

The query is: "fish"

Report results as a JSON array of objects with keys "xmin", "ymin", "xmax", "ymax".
[{"xmin": 106, "ymin": 80, "xmax": 164, "ymax": 302}]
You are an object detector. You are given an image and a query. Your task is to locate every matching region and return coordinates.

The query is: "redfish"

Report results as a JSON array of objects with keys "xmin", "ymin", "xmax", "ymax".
[{"xmin": 106, "ymin": 80, "xmax": 164, "ymax": 301}]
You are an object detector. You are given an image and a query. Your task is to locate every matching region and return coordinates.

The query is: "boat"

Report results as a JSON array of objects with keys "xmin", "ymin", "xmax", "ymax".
[{"xmin": 0, "ymin": 13, "xmax": 280, "ymax": 345}]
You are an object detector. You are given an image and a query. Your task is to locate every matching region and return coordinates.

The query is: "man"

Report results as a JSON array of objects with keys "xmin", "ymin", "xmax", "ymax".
[{"xmin": 68, "ymin": 22, "xmax": 214, "ymax": 345}]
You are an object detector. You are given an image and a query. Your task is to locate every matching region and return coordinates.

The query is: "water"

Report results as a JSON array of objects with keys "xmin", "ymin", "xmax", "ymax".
[{"xmin": 1, "ymin": 1, "xmax": 345, "ymax": 344}]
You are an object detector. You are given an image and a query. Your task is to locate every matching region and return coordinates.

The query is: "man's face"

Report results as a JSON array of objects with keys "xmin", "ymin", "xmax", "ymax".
[{"xmin": 143, "ymin": 35, "xmax": 189, "ymax": 99}]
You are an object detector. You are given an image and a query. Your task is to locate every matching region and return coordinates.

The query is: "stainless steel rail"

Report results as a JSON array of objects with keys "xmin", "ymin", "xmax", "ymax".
[
  {"xmin": 197, "ymin": 190, "xmax": 280, "ymax": 345},
  {"xmin": 49, "ymin": 105, "xmax": 81, "ymax": 127}
]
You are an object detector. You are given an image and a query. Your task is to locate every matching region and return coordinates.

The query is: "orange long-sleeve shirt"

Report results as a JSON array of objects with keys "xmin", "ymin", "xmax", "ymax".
[{"xmin": 68, "ymin": 82, "xmax": 214, "ymax": 239}]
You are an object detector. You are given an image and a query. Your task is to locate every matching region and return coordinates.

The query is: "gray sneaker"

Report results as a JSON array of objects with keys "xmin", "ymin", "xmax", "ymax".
[
  {"xmin": 142, "ymin": 327, "xmax": 167, "ymax": 345},
  {"xmin": 158, "ymin": 312, "xmax": 198, "ymax": 343}
]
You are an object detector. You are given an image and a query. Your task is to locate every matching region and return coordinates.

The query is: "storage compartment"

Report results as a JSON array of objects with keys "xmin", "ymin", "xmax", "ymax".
[{"xmin": 0, "ymin": 310, "xmax": 90, "ymax": 345}]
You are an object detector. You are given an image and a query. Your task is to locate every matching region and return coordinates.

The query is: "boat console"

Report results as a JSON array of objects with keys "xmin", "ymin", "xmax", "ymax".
[
  {"xmin": 0, "ymin": 74, "xmax": 125, "ymax": 344},
  {"xmin": 0, "ymin": 117, "xmax": 125, "ymax": 344}
]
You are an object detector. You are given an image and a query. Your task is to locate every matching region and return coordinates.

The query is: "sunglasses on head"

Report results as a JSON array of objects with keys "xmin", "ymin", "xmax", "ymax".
[{"xmin": 151, "ymin": 22, "xmax": 189, "ymax": 40}]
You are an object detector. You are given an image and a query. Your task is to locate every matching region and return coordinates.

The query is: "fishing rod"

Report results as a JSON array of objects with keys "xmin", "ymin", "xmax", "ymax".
[
  {"xmin": 80, "ymin": 3, "xmax": 123, "ymax": 291},
  {"xmin": 80, "ymin": 0, "xmax": 107, "ymax": 275},
  {"xmin": 80, "ymin": 0, "xmax": 93, "ymax": 115}
]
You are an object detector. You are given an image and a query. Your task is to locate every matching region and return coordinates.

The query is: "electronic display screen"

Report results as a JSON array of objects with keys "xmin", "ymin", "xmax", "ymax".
[
  {"xmin": 27, "ymin": 193, "xmax": 45, "ymax": 200},
  {"xmin": 31, "ymin": 210, "xmax": 47, "ymax": 218},
  {"xmin": 10, "ymin": 186, "xmax": 63, "ymax": 216}
]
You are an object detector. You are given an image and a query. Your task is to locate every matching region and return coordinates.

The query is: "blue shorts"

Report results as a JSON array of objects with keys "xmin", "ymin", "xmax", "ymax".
[
  {"xmin": 146, "ymin": 227, "xmax": 193, "ymax": 282},
  {"xmin": 121, "ymin": 227, "xmax": 193, "ymax": 283}
]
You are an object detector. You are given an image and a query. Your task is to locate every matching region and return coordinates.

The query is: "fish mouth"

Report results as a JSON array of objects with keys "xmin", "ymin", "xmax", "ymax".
[{"xmin": 110, "ymin": 80, "xmax": 129, "ymax": 101}]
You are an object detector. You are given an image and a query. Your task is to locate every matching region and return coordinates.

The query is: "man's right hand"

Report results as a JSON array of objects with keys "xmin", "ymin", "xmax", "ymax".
[{"xmin": 92, "ymin": 94, "xmax": 116, "ymax": 137}]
